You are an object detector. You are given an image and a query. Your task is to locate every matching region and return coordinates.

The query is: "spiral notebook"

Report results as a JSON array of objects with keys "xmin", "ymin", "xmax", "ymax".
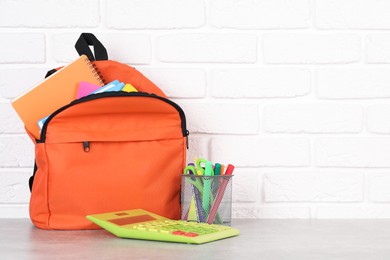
[{"xmin": 11, "ymin": 55, "xmax": 105, "ymax": 139}]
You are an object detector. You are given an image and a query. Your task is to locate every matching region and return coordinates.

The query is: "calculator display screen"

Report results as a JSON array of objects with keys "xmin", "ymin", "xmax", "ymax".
[{"xmin": 108, "ymin": 215, "xmax": 155, "ymax": 226}]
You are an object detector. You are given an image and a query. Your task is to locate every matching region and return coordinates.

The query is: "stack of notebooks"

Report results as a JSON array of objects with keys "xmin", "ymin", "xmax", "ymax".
[{"xmin": 11, "ymin": 55, "xmax": 137, "ymax": 139}]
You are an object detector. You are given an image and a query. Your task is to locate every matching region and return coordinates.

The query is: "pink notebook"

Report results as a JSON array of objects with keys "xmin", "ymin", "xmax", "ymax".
[{"xmin": 76, "ymin": 81, "xmax": 101, "ymax": 99}]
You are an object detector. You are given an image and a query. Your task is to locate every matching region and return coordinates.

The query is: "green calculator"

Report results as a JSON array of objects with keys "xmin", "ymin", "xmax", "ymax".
[{"xmin": 86, "ymin": 209, "xmax": 239, "ymax": 244}]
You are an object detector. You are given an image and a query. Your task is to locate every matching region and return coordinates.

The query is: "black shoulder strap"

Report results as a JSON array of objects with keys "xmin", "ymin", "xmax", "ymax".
[
  {"xmin": 75, "ymin": 33, "xmax": 108, "ymax": 61},
  {"xmin": 29, "ymin": 161, "xmax": 38, "ymax": 192}
]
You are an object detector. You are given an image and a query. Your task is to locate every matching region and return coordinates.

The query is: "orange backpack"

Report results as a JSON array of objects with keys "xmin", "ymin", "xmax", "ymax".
[{"xmin": 27, "ymin": 33, "xmax": 189, "ymax": 230}]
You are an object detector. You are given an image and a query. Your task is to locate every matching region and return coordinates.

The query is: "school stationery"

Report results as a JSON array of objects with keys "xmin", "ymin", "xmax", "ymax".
[
  {"xmin": 182, "ymin": 159, "xmax": 232, "ymax": 225},
  {"xmin": 195, "ymin": 157, "xmax": 206, "ymax": 175},
  {"xmin": 37, "ymin": 80, "xmax": 125, "ymax": 129},
  {"xmin": 76, "ymin": 81, "xmax": 102, "ymax": 99},
  {"xmin": 11, "ymin": 55, "xmax": 104, "ymax": 139},
  {"xmin": 86, "ymin": 209, "xmax": 239, "ymax": 244},
  {"xmin": 183, "ymin": 165, "xmax": 204, "ymax": 222},
  {"xmin": 182, "ymin": 175, "xmax": 229, "ymax": 224},
  {"xmin": 207, "ymin": 164, "xmax": 235, "ymax": 224},
  {"xmin": 214, "ymin": 163, "xmax": 222, "ymax": 176},
  {"xmin": 122, "ymin": 83, "xmax": 137, "ymax": 92},
  {"xmin": 37, "ymin": 116, "xmax": 49, "ymax": 130},
  {"xmin": 26, "ymin": 33, "xmax": 189, "ymax": 230},
  {"xmin": 212, "ymin": 163, "xmax": 222, "ymax": 194},
  {"xmin": 91, "ymin": 80, "xmax": 125, "ymax": 94},
  {"xmin": 77, "ymin": 82, "xmax": 137, "ymax": 100},
  {"xmin": 202, "ymin": 160, "xmax": 213, "ymax": 216}
]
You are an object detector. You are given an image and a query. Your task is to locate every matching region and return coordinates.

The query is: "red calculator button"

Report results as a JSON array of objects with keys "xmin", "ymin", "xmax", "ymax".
[
  {"xmin": 172, "ymin": 230, "xmax": 186, "ymax": 236},
  {"xmin": 184, "ymin": 232, "xmax": 199, "ymax": 237}
]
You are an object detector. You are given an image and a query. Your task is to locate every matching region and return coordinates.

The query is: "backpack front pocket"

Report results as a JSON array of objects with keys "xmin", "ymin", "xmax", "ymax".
[{"xmin": 45, "ymin": 138, "xmax": 185, "ymax": 229}]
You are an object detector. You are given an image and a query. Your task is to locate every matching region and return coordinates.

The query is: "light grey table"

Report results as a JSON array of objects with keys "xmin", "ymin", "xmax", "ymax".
[{"xmin": 1, "ymin": 219, "xmax": 390, "ymax": 259}]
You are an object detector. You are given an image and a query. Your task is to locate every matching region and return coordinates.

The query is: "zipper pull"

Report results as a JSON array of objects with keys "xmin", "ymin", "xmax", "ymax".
[
  {"xmin": 83, "ymin": 141, "xmax": 90, "ymax": 152},
  {"xmin": 185, "ymin": 130, "xmax": 189, "ymax": 149}
]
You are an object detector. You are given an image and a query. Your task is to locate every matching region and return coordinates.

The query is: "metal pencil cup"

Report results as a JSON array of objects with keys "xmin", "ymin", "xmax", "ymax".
[{"xmin": 181, "ymin": 175, "xmax": 233, "ymax": 226}]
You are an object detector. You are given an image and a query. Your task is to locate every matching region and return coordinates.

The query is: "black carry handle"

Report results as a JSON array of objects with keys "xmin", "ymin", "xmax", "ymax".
[{"xmin": 75, "ymin": 33, "xmax": 108, "ymax": 61}]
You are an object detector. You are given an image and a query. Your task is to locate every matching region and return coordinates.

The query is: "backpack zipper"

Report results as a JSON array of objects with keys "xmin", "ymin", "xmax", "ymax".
[
  {"xmin": 38, "ymin": 92, "xmax": 189, "ymax": 145},
  {"xmin": 83, "ymin": 141, "xmax": 90, "ymax": 152}
]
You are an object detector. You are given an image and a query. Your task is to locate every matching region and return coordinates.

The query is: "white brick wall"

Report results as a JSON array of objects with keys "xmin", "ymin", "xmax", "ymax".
[
  {"xmin": 0, "ymin": 33, "xmax": 45, "ymax": 64},
  {"xmin": 315, "ymin": 0, "xmax": 390, "ymax": 29},
  {"xmin": 157, "ymin": 33, "xmax": 257, "ymax": 63},
  {"xmin": 106, "ymin": 0, "xmax": 205, "ymax": 29},
  {"xmin": 264, "ymin": 172, "xmax": 364, "ymax": 202},
  {"xmin": 263, "ymin": 33, "xmax": 361, "ymax": 64},
  {"xmin": 210, "ymin": 68, "xmax": 310, "ymax": 98},
  {"xmin": 264, "ymin": 104, "xmax": 363, "ymax": 133},
  {"xmin": 2, "ymin": 0, "xmax": 390, "ymax": 219},
  {"xmin": 210, "ymin": 0, "xmax": 310, "ymax": 29},
  {"xmin": 0, "ymin": 0, "xmax": 100, "ymax": 28},
  {"xmin": 316, "ymin": 69, "xmax": 390, "ymax": 98}
]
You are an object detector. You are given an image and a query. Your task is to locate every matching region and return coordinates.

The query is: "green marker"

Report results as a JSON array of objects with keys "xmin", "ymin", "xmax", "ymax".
[
  {"xmin": 214, "ymin": 163, "xmax": 221, "ymax": 176},
  {"xmin": 203, "ymin": 160, "xmax": 213, "ymax": 217}
]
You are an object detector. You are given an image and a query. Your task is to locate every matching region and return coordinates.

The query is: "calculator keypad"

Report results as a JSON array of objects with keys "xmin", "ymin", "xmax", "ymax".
[{"xmin": 130, "ymin": 220, "xmax": 227, "ymax": 237}]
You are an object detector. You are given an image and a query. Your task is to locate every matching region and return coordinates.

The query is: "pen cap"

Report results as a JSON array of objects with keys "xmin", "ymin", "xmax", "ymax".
[
  {"xmin": 224, "ymin": 164, "xmax": 235, "ymax": 175},
  {"xmin": 214, "ymin": 163, "xmax": 221, "ymax": 176},
  {"xmin": 205, "ymin": 161, "xmax": 213, "ymax": 176}
]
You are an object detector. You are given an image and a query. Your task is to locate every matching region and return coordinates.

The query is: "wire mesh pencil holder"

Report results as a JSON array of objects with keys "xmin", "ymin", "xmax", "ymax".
[{"xmin": 181, "ymin": 175, "xmax": 233, "ymax": 226}]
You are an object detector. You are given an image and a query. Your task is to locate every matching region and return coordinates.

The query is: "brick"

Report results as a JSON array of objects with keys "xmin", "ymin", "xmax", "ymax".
[
  {"xmin": 0, "ymin": 103, "xmax": 24, "ymax": 134},
  {"xmin": 0, "ymin": 68, "xmax": 49, "ymax": 99},
  {"xmin": 366, "ymin": 34, "xmax": 390, "ymax": 64},
  {"xmin": 315, "ymin": 0, "xmax": 390, "ymax": 29},
  {"xmin": 52, "ymin": 33, "xmax": 87, "ymax": 62},
  {"xmin": 316, "ymin": 206, "xmax": 390, "ymax": 219},
  {"xmin": 264, "ymin": 104, "xmax": 363, "ymax": 133},
  {"xmin": 232, "ymin": 169, "xmax": 259, "ymax": 203},
  {"xmin": 210, "ymin": 0, "xmax": 310, "ymax": 29},
  {"xmin": 263, "ymin": 33, "xmax": 361, "ymax": 64},
  {"xmin": 0, "ymin": 170, "xmax": 30, "ymax": 203},
  {"xmin": 0, "ymin": 136, "xmax": 34, "ymax": 167},
  {"xmin": 317, "ymin": 69, "xmax": 390, "ymax": 99},
  {"xmin": 367, "ymin": 105, "xmax": 390, "ymax": 134},
  {"xmin": 0, "ymin": 0, "xmax": 99, "ymax": 28},
  {"xmin": 264, "ymin": 172, "xmax": 363, "ymax": 202},
  {"xmin": 0, "ymin": 33, "xmax": 45, "ymax": 63},
  {"xmin": 157, "ymin": 34, "xmax": 257, "ymax": 63},
  {"xmin": 316, "ymin": 137, "xmax": 390, "ymax": 167},
  {"xmin": 0, "ymin": 205, "xmax": 29, "ymax": 218},
  {"xmin": 210, "ymin": 137, "xmax": 310, "ymax": 167},
  {"xmin": 211, "ymin": 68, "xmax": 310, "ymax": 98},
  {"xmin": 186, "ymin": 135, "xmax": 209, "ymax": 163},
  {"xmin": 178, "ymin": 103, "xmax": 259, "ymax": 134},
  {"xmin": 368, "ymin": 173, "xmax": 390, "ymax": 202},
  {"xmin": 52, "ymin": 33, "xmax": 151, "ymax": 64},
  {"xmin": 138, "ymin": 68, "xmax": 206, "ymax": 98},
  {"xmin": 106, "ymin": 0, "xmax": 205, "ymax": 29}
]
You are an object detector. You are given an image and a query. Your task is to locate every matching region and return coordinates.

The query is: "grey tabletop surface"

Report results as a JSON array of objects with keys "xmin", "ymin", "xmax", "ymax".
[{"xmin": 1, "ymin": 219, "xmax": 390, "ymax": 260}]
